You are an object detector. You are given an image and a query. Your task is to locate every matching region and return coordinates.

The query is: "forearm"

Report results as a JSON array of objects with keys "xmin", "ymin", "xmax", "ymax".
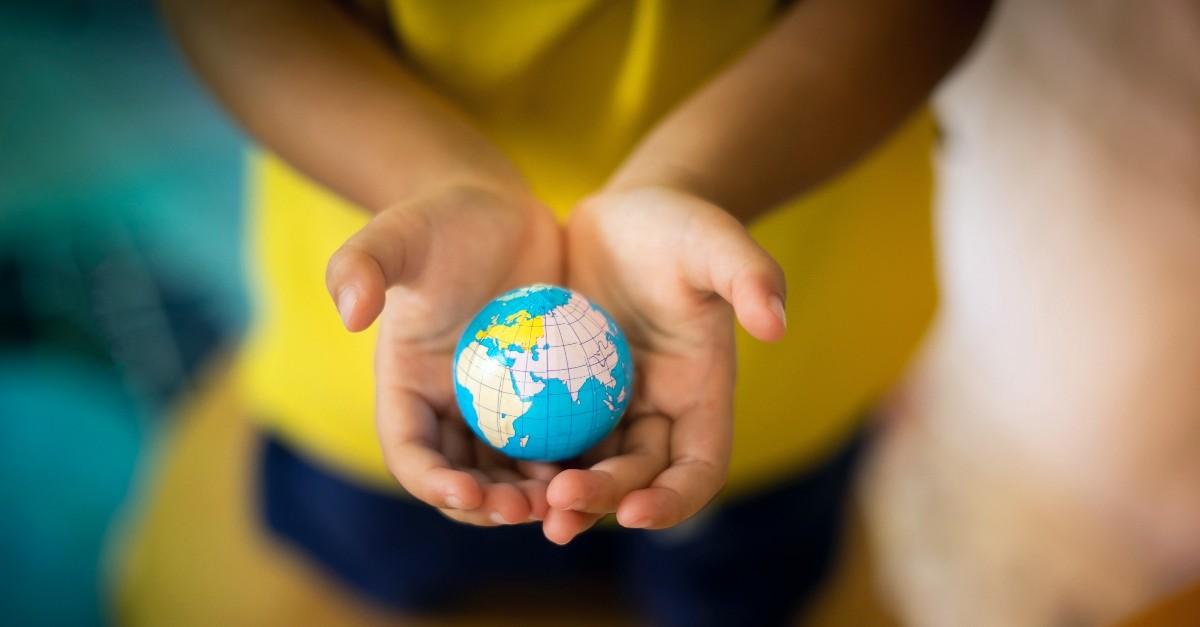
[
  {"xmin": 607, "ymin": 0, "xmax": 991, "ymax": 222},
  {"xmin": 158, "ymin": 0, "xmax": 525, "ymax": 212}
]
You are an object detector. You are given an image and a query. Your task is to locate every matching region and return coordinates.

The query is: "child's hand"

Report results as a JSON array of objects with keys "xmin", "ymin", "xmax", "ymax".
[
  {"xmin": 326, "ymin": 180, "xmax": 563, "ymax": 527},
  {"xmin": 544, "ymin": 185, "xmax": 787, "ymax": 544}
]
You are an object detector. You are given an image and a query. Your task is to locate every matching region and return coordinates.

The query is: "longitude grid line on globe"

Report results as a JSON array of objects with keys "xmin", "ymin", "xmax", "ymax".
[
  {"xmin": 568, "ymin": 312, "xmax": 600, "ymax": 449},
  {"xmin": 474, "ymin": 359, "xmax": 505, "ymax": 443},
  {"xmin": 582, "ymin": 316, "xmax": 602, "ymax": 437},
  {"xmin": 595, "ymin": 325, "xmax": 614, "ymax": 431},
  {"xmin": 561, "ymin": 313, "xmax": 586, "ymax": 448},
  {"xmin": 554, "ymin": 298, "xmax": 582, "ymax": 326},
  {"xmin": 487, "ymin": 358, "xmax": 504, "ymax": 441},
  {"xmin": 533, "ymin": 310, "xmax": 551, "ymax": 450},
  {"xmin": 468, "ymin": 358, "xmax": 504, "ymax": 396}
]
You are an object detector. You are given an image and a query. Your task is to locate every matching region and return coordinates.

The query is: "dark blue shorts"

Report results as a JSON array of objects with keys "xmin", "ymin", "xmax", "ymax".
[{"xmin": 258, "ymin": 429, "xmax": 864, "ymax": 627}]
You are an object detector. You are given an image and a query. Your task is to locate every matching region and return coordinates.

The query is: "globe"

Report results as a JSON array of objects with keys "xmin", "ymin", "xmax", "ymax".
[{"xmin": 453, "ymin": 284, "xmax": 634, "ymax": 462}]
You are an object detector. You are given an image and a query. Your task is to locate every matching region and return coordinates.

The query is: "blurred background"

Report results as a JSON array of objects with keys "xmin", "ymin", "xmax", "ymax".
[
  {"xmin": 0, "ymin": 1, "xmax": 246, "ymax": 624},
  {"xmin": 9, "ymin": 2, "xmax": 1200, "ymax": 626}
]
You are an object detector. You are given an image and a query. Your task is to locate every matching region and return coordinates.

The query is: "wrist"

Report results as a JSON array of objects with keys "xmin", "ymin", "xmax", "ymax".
[
  {"xmin": 381, "ymin": 161, "xmax": 536, "ymax": 214},
  {"xmin": 602, "ymin": 160, "xmax": 759, "ymax": 224},
  {"xmin": 603, "ymin": 160, "xmax": 709, "ymax": 204}
]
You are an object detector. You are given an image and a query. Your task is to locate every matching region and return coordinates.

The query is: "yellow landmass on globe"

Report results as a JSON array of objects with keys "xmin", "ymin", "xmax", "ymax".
[{"xmin": 475, "ymin": 309, "xmax": 545, "ymax": 352}]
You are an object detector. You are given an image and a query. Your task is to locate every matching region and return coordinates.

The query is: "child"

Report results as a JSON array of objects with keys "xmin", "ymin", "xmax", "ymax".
[{"xmin": 152, "ymin": 0, "xmax": 987, "ymax": 624}]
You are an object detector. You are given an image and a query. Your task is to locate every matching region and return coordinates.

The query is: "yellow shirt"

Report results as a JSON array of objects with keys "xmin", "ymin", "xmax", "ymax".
[{"xmin": 240, "ymin": 0, "xmax": 937, "ymax": 494}]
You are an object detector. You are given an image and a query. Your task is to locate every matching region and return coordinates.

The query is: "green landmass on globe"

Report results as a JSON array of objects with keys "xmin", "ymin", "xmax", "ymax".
[{"xmin": 452, "ymin": 284, "xmax": 634, "ymax": 462}]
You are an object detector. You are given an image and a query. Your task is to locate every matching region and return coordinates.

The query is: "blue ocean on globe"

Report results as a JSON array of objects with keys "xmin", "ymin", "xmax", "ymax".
[{"xmin": 452, "ymin": 284, "xmax": 634, "ymax": 461}]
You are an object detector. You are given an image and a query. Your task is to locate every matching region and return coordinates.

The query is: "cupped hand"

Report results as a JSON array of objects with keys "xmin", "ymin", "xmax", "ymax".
[
  {"xmin": 326, "ymin": 180, "xmax": 564, "ymax": 527},
  {"xmin": 544, "ymin": 185, "xmax": 787, "ymax": 544}
]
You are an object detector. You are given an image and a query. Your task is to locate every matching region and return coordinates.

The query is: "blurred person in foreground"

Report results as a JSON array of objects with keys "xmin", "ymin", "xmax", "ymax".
[
  {"xmin": 128, "ymin": 0, "xmax": 985, "ymax": 625},
  {"xmin": 863, "ymin": 0, "xmax": 1200, "ymax": 625}
]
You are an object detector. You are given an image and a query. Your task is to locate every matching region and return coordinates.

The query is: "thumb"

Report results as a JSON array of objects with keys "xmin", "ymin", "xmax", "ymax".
[
  {"xmin": 684, "ymin": 211, "xmax": 787, "ymax": 342},
  {"xmin": 326, "ymin": 208, "xmax": 432, "ymax": 332}
]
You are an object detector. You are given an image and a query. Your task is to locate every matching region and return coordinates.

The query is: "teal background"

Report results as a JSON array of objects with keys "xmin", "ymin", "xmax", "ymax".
[{"xmin": 0, "ymin": 1, "xmax": 246, "ymax": 625}]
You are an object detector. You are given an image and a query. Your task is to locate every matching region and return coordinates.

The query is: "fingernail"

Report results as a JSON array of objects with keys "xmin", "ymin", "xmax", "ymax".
[
  {"xmin": 769, "ymin": 295, "xmax": 787, "ymax": 331},
  {"xmin": 489, "ymin": 512, "xmax": 508, "ymax": 525},
  {"xmin": 624, "ymin": 517, "xmax": 650, "ymax": 529},
  {"xmin": 567, "ymin": 499, "xmax": 585, "ymax": 511},
  {"xmin": 337, "ymin": 287, "xmax": 358, "ymax": 329},
  {"xmin": 444, "ymin": 495, "xmax": 464, "ymax": 509}
]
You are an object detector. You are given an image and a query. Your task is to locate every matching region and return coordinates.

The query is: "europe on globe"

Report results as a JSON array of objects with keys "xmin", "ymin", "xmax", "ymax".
[{"xmin": 452, "ymin": 284, "xmax": 633, "ymax": 462}]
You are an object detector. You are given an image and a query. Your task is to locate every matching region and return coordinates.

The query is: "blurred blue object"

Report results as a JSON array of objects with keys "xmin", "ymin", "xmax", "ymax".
[
  {"xmin": 0, "ymin": 1, "xmax": 247, "ymax": 316},
  {"xmin": 0, "ymin": 1, "xmax": 247, "ymax": 625},
  {"xmin": 0, "ymin": 354, "xmax": 141, "ymax": 627}
]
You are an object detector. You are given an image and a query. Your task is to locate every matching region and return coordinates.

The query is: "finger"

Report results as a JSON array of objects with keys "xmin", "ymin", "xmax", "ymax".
[
  {"xmin": 542, "ymin": 508, "xmax": 605, "ymax": 545},
  {"xmin": 546, "ymin": 414, "xmax": 670, "ymax": 514},
  {"xmin": 478, "ymin": 482, "xmax": 531, "ymax": 525},
  {"xmin": 433, "ymin": 476, "xmax": 494, "ymax": 527},
  {"xmin": 467, "ymin": 447, "xmax": 536, "ymax": 525},
  {"xmin": 376, "ymin": 384, "xmax": 483, "ymax": 511},
  {"xmin": 430, "ymin": 471, "xmax": 526, "ymax": 527},
  {"xmin": 516, "ymin": 460, "xmax": 562, "ymax": 483},
  {"xmin": 615, "ymin": 403, "xmax": 732, "ymax": 530},
  {"xmin": 477, "ymin": 450, "xmax": 552, "ymax": 522},
  {"xmin": 516, "ymin": 479, "xmax": 552, "ymax": 521},
  {"xmin": 614, "ymin": 461, "xmax": 724, "ymax": 530},
  {"xmin": 326, "ymin": 207, "xmax": 432, "ymax": 331},
  {"xmin": 437, "ymin": 478, "xmax": 550, "ymax": 526},
  {"xmin": 439, "ymin": 507, "xmax": 500, "ymax": 527},
  {"xmin": 682, "ymin": 210, "xmax": 787, "ymax": 342}
]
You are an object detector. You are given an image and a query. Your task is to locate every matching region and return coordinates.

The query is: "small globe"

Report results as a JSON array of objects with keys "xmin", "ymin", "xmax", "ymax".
[{"xmin": 453, "ymin": 284, "xmax": 634, "ymax": 461}]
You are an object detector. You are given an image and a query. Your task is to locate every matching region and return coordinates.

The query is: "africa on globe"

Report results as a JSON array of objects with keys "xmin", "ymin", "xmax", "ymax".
[{"xmin": 452, "ymin": 284, "xmax": 634, "ymax": 462}]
